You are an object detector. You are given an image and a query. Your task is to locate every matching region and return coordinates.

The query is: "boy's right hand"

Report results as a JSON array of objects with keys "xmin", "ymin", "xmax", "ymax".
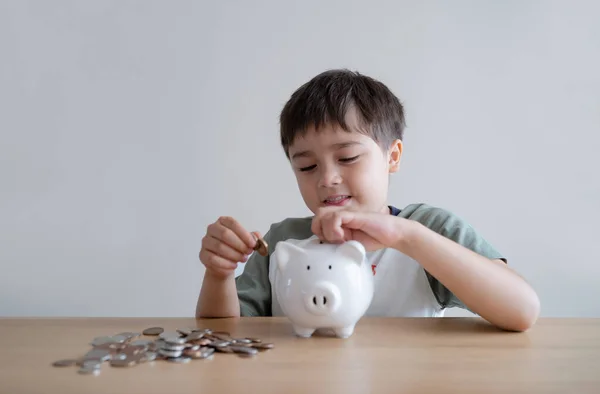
[{"xmin": 199, "ymin": 216, "xmax": 259, "ymax": 279}]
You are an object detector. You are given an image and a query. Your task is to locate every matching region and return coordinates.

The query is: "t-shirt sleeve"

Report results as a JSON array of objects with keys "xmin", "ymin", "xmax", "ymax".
[
  {"xmin": 404, "ymin": 204, "xmax": 507, "ymax": 310},
  {"xmin": 235, "ymin": 232, "xmax": 273, "ymax": 317}
]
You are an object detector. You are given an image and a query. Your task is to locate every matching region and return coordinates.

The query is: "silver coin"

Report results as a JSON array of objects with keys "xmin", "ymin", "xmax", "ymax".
[
  {"xmin": 90, "ymin": 336, "xmax": 120, "ymax": 347},
  {"xmin": 210, "ymin": 332, "xmax": 232, "ymax": 341},
  {"xmin": 83, "ymin": 349, "xmax": 111, "ymax": 362},
  {"xmin": 163, "ymin": 336, "xmax": 186, "ymax": 345},
  {"xmin": 78, "ymin": 366, "xmax": 101, "ymax": 375},
  {"xmin": 130, "ymin": 339, "xmax": 153, "ymax": 347},
  {"xmin": 201, "ymin": 347, "xmax": 215, "ymax": 357},
  {"xmin": 113, "ymin": 353, "xmax": 127, "ymax": 361},
  {"xmin": 211, "ymin": 340, "xmax": 230, "ymax": 348},
  {"xmin": 233, "ymin": 338, "xmax": 252, "ymax": 344},
  {"xmin": 120, "ymin": 345, "xmax": 146, "ymax": 357},
  {"xmin": 158, "ymin": 348, "xmax": 183, "ymax": 358},
  {"xmin": 109, "ymin": 358, "xmax": 137, "ymax": 367},
  {"xmin": 166, "ymin": 356, "xmax": 191, "ymax": 364},
  {"xmin": 92, "ymin": 342, "xmax": 123, "ymax": 351},
  {"xmin": 159, "ymin": 331, "xmax": 180, "ymax": 339},
  {"xmin": 160, "ymin": 343, "xmax": 186, "ymax": 352},
  {"xmin": 116, "ymin": 332, "xmax": 140, "ymax": 339},
  {"xmin": 125, "ymin": 344, "xmax": 149, "ymax": 354},
  {"xmin": 185, "ymin": 332, "xmax": 205, "ymax": 341},
  {"xmin": 111, "ymin": 335, "xmax": 130, "ymax": 343},
  {"xmin": 81, "ymin": 360, "xmax": 102, "ymax": 369},
  {"xmin": 159, "ymin": 332, "xmax": 186, "ymax": 344},
  {"xmin": 191, "ymin": 328, "xmax": 212, "ymax": 334},
  {"xmin": 176, "ymin": 328, "xmax": 192, "ymax": 336},
  {"xmin": 142, "ymin": 351, "xmax": 157, "ymax": 362}
]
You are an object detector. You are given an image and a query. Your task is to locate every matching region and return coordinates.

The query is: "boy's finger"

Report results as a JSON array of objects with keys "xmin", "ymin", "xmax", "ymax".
[
  {"xmin": 333, "ymin": 211, "xmax": 350, "ymax": 242},
  {"xmin": 207, "ymin": 219, "xmax": 249, "ymax": 254},
  {"xmin": 311, "ymin": 215, "xmax": 323, "ymax": 240},
  {"xmin": 323, "ymin": 212, "xmax": 345, "ymax": 243},
  {"xmin": 337, "ymin": 212, "xmax": 368, "ymax": 242},
  {"xmin": 343, "ymin": 227, "xmax": 353, "ymax": 242},
  {"xmin": 318, "ymin": 212, "xmax": 334, "ymax": 243},
  {"xmin": 207, "ymin": 224, "xmax": 248, "ymax": 254},
  {"xmin": 218, "ymin": 216, "xmax": 257, "ymax": 251},
  {"xmin": 201, "ymin": 249, "xmax": 238, "ymax": 271},
  {"xmin": 202, "ymin": 236, "xmax": 249, "ymax": 263}
]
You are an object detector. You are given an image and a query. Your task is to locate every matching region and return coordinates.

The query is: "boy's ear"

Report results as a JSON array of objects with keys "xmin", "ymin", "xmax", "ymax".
[
  {"xmin": 273, "ymin": 241, "xmax": 306, "ymax": 272},
  {"xmin": 388, "ymin": 139, "xmax": 403, "ymax": 173}
]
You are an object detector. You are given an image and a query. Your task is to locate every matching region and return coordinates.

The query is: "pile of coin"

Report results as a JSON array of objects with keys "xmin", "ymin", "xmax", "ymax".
[{"xmin": 52, "ymin": 326, "xmax": 274, "ymax": 375}]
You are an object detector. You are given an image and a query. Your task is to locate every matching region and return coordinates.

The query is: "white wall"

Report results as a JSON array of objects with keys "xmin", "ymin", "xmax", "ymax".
[{"xmin": 1, "ymin": 1, "xmax": 598, "ymax": 318}]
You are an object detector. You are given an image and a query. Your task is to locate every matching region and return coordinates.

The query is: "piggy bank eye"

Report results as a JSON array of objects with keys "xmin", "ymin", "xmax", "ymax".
[
  {"xmin": 328, "ymin": 265, "xmax": 332, "ymax": 270},
  {"xmin": 307, "ymin": 265, "xmax": 310, "ymax": 270}
]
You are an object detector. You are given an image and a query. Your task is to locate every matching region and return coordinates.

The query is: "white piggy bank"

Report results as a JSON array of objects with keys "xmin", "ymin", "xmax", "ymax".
[{"xmin": 272, "ymin": 238, "xmax": 374, "ymax": 338}]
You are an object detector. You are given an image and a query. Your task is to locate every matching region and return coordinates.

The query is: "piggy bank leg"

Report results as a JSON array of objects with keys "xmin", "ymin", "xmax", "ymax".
[
  {"xmin": 333, "ymin": 325, "xmax": 355, "ymax": 338},
  {"xmin": 292, "ymin": 325, "xmax": 315, "ymax": 338}
]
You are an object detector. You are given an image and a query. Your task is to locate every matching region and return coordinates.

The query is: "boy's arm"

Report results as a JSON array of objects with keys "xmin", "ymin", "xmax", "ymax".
[
  {"xmin": 196, "ymin": 271, "xmax": 240, "ymax": 318},
  {"xmin": 195, "ymin": 251, "xmax": 272, "ymax": 318},
  {"xmin": 398, "ymin": 218, "xmax": 540, "ymax": 332},
  {"xmin": 195, "ymin": 233, "xmax": 273, "ymax": 318},
  {"xmin": 195, "ymin": 217, "xmax": 313, "ymax": 319}
]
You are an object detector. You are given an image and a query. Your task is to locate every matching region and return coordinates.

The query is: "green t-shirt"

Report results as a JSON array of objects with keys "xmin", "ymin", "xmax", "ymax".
[{"xmin": 235, "ymin": 203, "xmax": 506, "ymax": 317}]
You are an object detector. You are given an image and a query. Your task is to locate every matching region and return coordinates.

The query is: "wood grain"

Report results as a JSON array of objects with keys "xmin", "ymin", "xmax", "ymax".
[{"xmin": 0, "ymin": 317, "xmax": 598, "ymax": 394}]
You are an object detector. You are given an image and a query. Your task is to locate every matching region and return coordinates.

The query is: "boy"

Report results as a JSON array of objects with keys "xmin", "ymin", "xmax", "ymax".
[{"xmin": 196, "ymin": 69, "xmax": 540, "ymax": 332}]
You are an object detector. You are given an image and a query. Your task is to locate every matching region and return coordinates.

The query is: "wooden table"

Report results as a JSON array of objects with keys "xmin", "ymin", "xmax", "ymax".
[{"xmin": 1, "ymin": 317, "xmax": 599, "ymax": 394}]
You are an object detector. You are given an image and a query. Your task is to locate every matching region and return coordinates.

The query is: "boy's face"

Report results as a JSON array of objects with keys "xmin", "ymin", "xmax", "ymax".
[{"xmin": 287, "ymin": 109, "xmax": 402, "ymax": 215}]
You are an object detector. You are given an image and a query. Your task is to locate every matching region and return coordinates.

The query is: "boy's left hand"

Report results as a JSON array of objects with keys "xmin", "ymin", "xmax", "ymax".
[{"xmin": 311, "ymin": 207, "xmax": 411, "ymax": 252}]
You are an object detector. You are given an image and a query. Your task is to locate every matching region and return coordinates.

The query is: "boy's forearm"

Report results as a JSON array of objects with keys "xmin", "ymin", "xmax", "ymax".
[
  {"xmin": 396, "ymin": 220, "xmax": 540, "ymax": 332},
  {"xmin": 195, "ymin": 271, "xmax": 241, "ymax": 318}
]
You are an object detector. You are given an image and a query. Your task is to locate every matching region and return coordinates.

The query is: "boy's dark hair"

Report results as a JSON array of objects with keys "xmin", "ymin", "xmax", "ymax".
[{"xmin": 279, "ymin": 69, "xmax": 406, "ymax": 158}]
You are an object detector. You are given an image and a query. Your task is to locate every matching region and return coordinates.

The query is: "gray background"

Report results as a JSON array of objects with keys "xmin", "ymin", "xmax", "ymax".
[{"xmin": 1, "ymin": 1, "xmax": 598, "ymax": 318}]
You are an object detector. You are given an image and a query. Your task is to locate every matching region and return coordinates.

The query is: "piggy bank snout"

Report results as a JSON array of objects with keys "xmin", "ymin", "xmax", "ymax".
[{"xmin": 303, "ymin": 282, "xmax": 341, "ymax": 316}]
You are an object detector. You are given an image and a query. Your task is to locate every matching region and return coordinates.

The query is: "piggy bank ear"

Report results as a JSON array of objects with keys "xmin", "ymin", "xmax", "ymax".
[
  {"xmin": 273, "ymin": 241, "xmax": 306, "ymax": 272},
  {"xmin": 337, "ymin": 241, "xmax": 366, "ymax": 265}
]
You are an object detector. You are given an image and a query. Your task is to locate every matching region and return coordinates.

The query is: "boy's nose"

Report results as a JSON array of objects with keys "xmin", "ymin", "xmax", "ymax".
[{"xmin": 318, "ymin": 170, "xmax": 342, "ymax": 188}]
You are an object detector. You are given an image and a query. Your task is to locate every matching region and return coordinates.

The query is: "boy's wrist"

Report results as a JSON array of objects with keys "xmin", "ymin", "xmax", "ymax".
[
  {"xmin": 204, "ymin": 268, "xmax": 237, "ymax": 282},
  {"xmin": 392, "ymin": 217, "xmax": 425, "ymax": 256}
]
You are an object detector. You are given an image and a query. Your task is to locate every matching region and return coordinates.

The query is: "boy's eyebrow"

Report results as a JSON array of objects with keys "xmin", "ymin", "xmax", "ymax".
[{"xmin": 291, "ymin": 141, "xmax": 363, "ymax": 160}]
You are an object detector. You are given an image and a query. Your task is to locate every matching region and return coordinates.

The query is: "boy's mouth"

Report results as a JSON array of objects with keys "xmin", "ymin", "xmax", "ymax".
[{"xmin": 323, "ymin": 195, "xmax": 352, "ymax": 206}]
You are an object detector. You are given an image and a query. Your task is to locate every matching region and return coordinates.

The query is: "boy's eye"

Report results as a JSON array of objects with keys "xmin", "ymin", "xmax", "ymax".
[
  {"xmin": 339, "ymin": 155, "xmax": 359, "ymax": 163},
  {"xmin": 299, "ymin": 164, "xmax": 317, "ymax": 172}
]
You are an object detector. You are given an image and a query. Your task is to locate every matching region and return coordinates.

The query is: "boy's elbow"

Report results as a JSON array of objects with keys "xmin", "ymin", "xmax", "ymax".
[{"xmin": 507, "ymin": 292, "xmax": 541, "ymax": 332}]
